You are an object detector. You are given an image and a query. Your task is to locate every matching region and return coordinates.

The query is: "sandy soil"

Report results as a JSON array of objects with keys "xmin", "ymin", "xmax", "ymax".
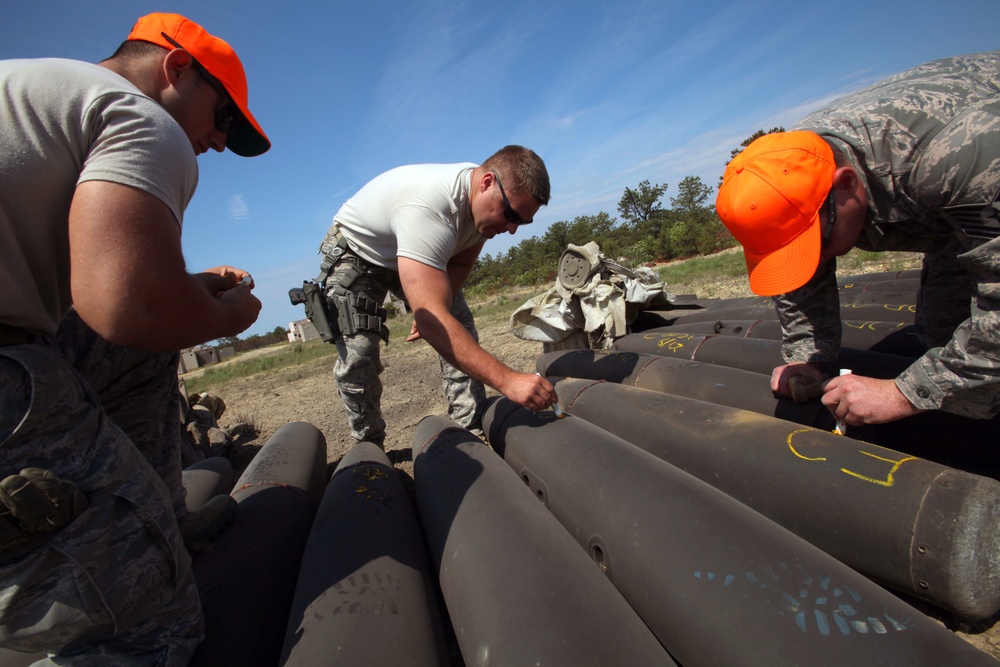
[
  {"xmin": 192, "ymin": 275, "xmax": 1000, "ymax": 660},
  {"xmin": 203, "ymin": 314, "xmax": 536, "ymax": 480}
]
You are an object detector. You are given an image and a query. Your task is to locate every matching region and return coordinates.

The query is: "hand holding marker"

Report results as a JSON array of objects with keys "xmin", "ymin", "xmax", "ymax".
[
  {"xmin": 537, "ymin": 373, "xmax": 565, "ymax": 418},
  {"xmin": 832, "ymin": 369, "xmax": 851, "ymax": 435}
]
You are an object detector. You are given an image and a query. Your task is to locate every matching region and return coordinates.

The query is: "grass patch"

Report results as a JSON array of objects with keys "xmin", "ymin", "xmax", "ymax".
[
  {"xmin": 227, "ymin": 408, "xmax": 264, "ymax": 437},
  {"xmin": 470, "ymin": 288, "xmax": 542, "ymax": 321},
  {"xmin": 658, "ymin": 251, "xmax": 748, "ymax": 286},
  {"xmin": 185, "ymin": 340, "xmax": 337, "ymax": 394},
  {"xmin": 657, "ymin": 248, "xmax": 922, "ymax": 292},
  {"xmin": 386, "ymin": 312, "xmax": 415, "ymax": 341},
  {"xmin": 834, "ymin": 249, "xmax": 922, "ymax": 275}
]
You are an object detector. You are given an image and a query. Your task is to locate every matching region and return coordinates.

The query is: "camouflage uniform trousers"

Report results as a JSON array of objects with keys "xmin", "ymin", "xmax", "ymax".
[
  {"xmin": 328, "ymin": 259, "xmax": 487, "ymax": 445},
  {"xmin": 0, "ymin": 312, "xmax": 201, "ymax": 665},
  {"xmin": 50, "ymin": 311, "xmax": 190, "ymax": 518}
]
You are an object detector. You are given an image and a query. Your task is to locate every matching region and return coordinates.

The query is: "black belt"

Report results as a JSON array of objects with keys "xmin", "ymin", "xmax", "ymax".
[
  {"xmin": 0, "ymin": 323, "xmax": 31, "ymax": 347},
  {"xmin": 315, "ymin": 233, "xmax": 353, "ymax": 284}
]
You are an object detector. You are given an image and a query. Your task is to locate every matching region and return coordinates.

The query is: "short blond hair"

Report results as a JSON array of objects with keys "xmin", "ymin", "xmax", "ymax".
[{"xmin": 481, "ymin": 145, "xmax": 550, "ymax": 205}]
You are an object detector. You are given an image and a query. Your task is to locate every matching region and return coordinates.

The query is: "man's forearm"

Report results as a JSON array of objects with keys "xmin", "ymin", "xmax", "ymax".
[
  {"xmin": 775, "ymin": 258, "xmax": 843, "ymax": 364},
  {"xmin": 414, "ymin": 309, "xmax": 513, "ymax": 391},
  {"xmin": 77, "ymin": 271, "xmax": 257, "ymax": 352}
]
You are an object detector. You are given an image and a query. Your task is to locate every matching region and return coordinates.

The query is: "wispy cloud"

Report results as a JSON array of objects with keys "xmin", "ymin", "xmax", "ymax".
[{"xmin": 228, "ymin": 194, "xmax": 250, "ymax": 222}]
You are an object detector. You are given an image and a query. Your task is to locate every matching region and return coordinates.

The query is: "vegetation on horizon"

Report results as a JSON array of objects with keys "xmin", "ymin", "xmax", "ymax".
[{"xmin": 466, "ymin": 174, "xmax": 735, "ymax": 298}]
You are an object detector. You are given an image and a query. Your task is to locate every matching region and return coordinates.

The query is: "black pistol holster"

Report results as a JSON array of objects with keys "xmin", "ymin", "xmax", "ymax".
[
  {"xmin": 292, "ymin": 233, "xmax": 390, "ymax": 345},
  {"xmin": 292, "ymin": 281, "xmax": 338, "ymax": 343}
]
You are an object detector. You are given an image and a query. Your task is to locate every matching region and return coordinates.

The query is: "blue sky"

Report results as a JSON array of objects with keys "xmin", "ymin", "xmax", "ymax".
[{"xmin": 5, "ymin": 1, "xmax": 999, "ymax": 337}]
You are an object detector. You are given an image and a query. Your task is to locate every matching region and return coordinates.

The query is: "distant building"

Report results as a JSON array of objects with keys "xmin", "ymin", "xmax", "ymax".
[
  {"xmin": 179, "ymin": 345, "xmax": 235, "ymax": 374},
  {"xmin": 288, "ymin": 318, "xmax": 320, "ymax": 343}
]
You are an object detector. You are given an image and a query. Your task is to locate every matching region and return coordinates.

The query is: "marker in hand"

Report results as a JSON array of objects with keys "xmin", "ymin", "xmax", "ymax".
[
  {"xmin": 537, "ymin": 373, "xmax": 565, "ymax": 418},
  {"xmin": 832, "ymin": 369, "xmax": 852, "ymax": 435}
]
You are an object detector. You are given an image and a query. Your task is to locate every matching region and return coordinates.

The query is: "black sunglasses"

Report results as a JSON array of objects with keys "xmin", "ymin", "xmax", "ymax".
[
  {"xmin": 161, "ymin": 32, "xmax": 236, "ymax": 134},
  {"xmin": 821, "ymin": 189, "xmax": 837, "ymax": 244},
  {"xmin": 492, "ymin": 170, "xmax": 532, "ymax": 225}
]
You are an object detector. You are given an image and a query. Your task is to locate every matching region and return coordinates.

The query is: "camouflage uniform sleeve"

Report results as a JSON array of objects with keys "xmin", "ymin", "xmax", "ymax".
[
  {"xmin": 773, "ymin": 258, "xmax": 843, "ymax": 366},
  {"xmin": 896, "ymin": 234, "xmax": 1000, "ymax": 419}
]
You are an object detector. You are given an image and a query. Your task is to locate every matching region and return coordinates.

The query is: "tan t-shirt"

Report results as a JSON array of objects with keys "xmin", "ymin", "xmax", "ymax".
[{"xmin": 0, "ymin": 58, "xmax": 197, "ymax": 334}]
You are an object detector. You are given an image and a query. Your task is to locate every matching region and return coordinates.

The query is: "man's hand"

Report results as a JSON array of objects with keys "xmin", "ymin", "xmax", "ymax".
[
  {"xmin": 194, "ymin": 266, "xmax": 261, "ymax": 334},
  {"xmin": 821, "ymin": 374, "xmax": 923, "ymax": 425},
  {"xmin": 195, "ymin": 266, "xmax": 253, "ymax": 296},
  {"xmin": 499, "ymin": 372, "xmax": 559, "ymax": 413},
  {"xmin": 771, "ymin": 362, "xmax": 828, "ymax": 397},
  {"xmin": 406, "ymin": 320, "xmax": 422, "ymax": 343}
]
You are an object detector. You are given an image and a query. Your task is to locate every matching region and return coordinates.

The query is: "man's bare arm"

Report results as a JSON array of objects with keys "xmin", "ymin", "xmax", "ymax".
[
  {"xmin": 445, "ymin": 241, "xmax": 484, "ymax": 294},
  {"xmin": 69, "ymin": 180, "xmax": 260, "ymax": 351},
  {"xmin": 398, "ymin": 256, "xmax": 555, "ymax": 411}
]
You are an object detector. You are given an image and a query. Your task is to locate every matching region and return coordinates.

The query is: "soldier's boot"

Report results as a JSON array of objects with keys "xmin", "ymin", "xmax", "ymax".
[
  {"xmin": 366, "ymin": 432, "xmax": 386, "ymax": 451},
  {"xmin": 178, "ymin": 494, "xmax": 237, "ymax": 554}
]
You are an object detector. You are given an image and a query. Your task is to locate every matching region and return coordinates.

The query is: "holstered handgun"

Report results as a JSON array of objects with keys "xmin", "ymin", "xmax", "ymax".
[{"xmin": 290, "ymin": 281, "xmax": 339, "ymax": 343}]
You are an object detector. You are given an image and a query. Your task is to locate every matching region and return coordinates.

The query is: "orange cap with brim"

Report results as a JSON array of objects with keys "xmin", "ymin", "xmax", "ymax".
[
  {"xmin": 715, "ymin": 131, "xmax": 834, "ymax": 296},
  {"xmin": 127, "ymin": 13, "xmax": 270, "ymax": 157}
]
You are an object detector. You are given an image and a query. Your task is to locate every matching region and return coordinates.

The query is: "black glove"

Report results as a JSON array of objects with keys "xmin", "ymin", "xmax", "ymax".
[
  {"xmin": 0, "ymin": 468, "xmax": 88, "ymax": 560},
  {"xmin": 787, "ymin": 374, "xmax": 825, "ymax": 403}
]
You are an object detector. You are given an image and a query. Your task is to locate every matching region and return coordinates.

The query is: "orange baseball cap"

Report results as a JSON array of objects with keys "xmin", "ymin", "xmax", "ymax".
[
  {"xmin": 715, "ymin": 131, "xmax": 834, "ymax": 296},
  {"xmin": 127, "ymin": 13, "xmax": 270, "ymax": 157}
]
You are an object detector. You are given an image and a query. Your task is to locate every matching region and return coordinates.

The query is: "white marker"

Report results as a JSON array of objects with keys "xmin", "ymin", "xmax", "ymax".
[
  {"xmin": 833, "ymin": 369, "xmax": 852, "ymax": 435},
  {"xmin": 240, "ymin": 274, "xmax": 253, "ymax": 288},
  {"xmin": 537, "ymin": 373, "xmax": 565, "ymax": 418}
]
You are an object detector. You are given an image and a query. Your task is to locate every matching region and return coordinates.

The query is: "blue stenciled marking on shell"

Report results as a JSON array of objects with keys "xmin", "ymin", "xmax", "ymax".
[{"xmin": 694, "ymin": 563, "xmax": 915, "ymax": 636}]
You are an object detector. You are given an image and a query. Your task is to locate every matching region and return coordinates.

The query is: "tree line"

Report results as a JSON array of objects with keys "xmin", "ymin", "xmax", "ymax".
[
  {"xmin": 464, "ymin": 126, "xmax": 785, "ymax": 297},
  {"xmin": 215, "ymin": 327, "xmax": 290, "ymax": 353},
  {"xmin": 465, "ymin": 174, "xmax": 732, "ymax": 297}
]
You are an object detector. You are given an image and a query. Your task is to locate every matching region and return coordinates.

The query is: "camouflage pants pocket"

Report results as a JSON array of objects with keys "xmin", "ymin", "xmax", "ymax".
[
  {"xmin": 0, "ymin": 491, "xmax": 199, "ymax": 658},
  {"xmin": 334, "ymin": 330, "xmax": 386, "ymax": 442},
  {"xmin": 439, "ymin": 291, "xmax": 487, "ymax": 429},
  {"xmin": 0, "ymin": 346, "xmax": 201, "ymax": 663}
]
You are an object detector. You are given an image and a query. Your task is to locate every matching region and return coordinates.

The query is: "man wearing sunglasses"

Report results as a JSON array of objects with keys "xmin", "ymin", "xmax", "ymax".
[
  {"xmin": 0, "ymin": 12, "xmax": 269, "ymax": 664},
  {"xmin": 313, "ymin": 145, "xmax": 557, "ymax": 449},
  {"xmin": 715, "ymin": 50, "xmax": 1000, "ymax": 428}
]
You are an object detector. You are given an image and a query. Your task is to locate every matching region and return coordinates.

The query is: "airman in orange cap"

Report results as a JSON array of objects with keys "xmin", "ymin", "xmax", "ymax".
[
  {"xmin": 716, "ymin": 51, "xmax": 1000, "ymax": 428},
  {"xmin": 0, "ymin": 12, "xmax": 269, "ymax": 663}
]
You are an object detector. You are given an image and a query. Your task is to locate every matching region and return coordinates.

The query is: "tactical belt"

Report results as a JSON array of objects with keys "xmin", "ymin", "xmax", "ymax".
[
  {"xmin": 0, "ymin": 323, "xmax": 31, "ymax": 347},
  {"xmin": 314, "ymin": 234, "xmax": 390, "ymax": 344}
]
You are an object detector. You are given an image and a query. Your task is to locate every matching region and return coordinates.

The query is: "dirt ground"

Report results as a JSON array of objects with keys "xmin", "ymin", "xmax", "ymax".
[
  {"xmin": 200, "ymin": 313, "xmax": 536, "ymax": 481},
  {"xmin": 191, "ymin": 276, "xmax": 1000, "ymax": 660}
]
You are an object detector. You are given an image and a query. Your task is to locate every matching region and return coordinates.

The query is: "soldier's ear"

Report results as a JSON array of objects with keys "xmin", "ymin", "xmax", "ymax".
[
  {"xmin": 478, "ymin": 169, "xmax": 496, "ymax": 194},
  {"xmin": 831, "ymin": 166, "xmax": 857, "ymax": 193},
  {"xmin": 832, "ymin": 166, "xmax": 869, "ymax": 214}
]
